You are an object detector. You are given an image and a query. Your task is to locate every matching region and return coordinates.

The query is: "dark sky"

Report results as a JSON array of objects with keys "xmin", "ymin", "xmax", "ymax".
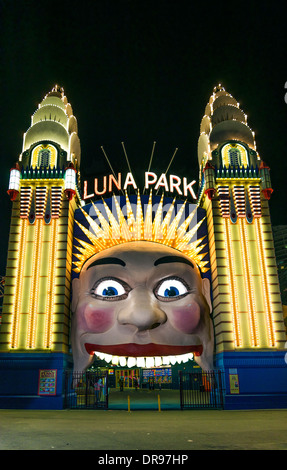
[{"xmin": 0, "ymin": 0, "xmax": 287, "ymax": 274}]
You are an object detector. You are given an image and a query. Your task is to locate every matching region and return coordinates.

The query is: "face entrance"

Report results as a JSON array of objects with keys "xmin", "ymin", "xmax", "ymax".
[
  {"xmin": 72, "ymin": 241, "xmax": 214, "ymax": 377},
  {"xmin": 70, "ymin": 195, "xmax": 215, "ymax": 409}
]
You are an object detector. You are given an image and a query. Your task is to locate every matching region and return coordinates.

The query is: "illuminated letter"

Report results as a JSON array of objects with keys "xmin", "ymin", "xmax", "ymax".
[
  {"xmin": 169, "ymin": 174, "xmax": 182, "ymax": 195},
  {"xmin": 94, "ymin": 176, "xmax": 107, "ymax": 195},
  {"xmin": 83, "ymin": 180, "xmax": 94, "ymax": 199},
  {"xmin": 183, "ymin": 178, "xmax": 196, "ymax": 199},
  {"xmin": 124, "ymin": 172, "xmax": 137, "ymax": 190},
  {"xmin": 109, "ymin": 173, "xmax": 121, "ymax": 192},
  {"xmin": 145, "ymin": 172, "xmax": 157, "ymax": 189},
  {"xmin": 155, "ymin": 173, "xmax": 169, "ymax": 192}
]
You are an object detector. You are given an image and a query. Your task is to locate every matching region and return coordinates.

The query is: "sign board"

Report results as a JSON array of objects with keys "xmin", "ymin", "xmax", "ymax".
[
  {"xmin": 83, "ymin": 172, "xmax": 197, "ymax": 200},
  {"xmin": 229, "ymin": 370, "xmax": 240, "ymax": 394},
  {"xmin": 142, "ymin": 367, "xmax": 172, "ymax": 384},
  {"xmin": 38, "ymin": 369, "xmax": 57, "ymax": 396}
]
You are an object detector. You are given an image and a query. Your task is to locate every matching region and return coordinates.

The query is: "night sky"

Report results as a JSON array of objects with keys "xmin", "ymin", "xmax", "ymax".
[{"xmin": 0, "ymin": 0, "xmax": 287, "ymax": 275}]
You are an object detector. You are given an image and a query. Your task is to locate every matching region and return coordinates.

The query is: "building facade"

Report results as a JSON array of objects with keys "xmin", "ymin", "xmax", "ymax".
[
  {"xmin": 0, "ymin": 86, "xmax": 81, "ymax": 408},
  {"xmin": 198, "ymin": 85, "xmax": 286, "ymax": 408},
  {"xmin": 0, "ymin": 85, "xmax": 286, "ymax": 409}
]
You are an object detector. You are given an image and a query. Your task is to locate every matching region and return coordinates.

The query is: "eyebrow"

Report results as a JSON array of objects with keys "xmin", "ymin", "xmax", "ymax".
[
  {"xmin": 86, "ymin": 257, "xmax": 126, "ymax": 270},
  {"xmin": 154, "ymin": 256, "xmax": 194, "ymax": 268}
]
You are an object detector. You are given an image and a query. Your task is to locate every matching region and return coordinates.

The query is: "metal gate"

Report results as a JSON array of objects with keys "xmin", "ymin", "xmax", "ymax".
[
  {"xmin": 179, "ymin": 370, "xmax": 225, "ymax": 409},
  {"xmin": 64, "ymin": 370, "xmax": 109, "ymax": 409}
]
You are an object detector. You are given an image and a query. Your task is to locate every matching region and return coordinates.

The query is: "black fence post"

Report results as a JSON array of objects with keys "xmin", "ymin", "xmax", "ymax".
[
  {"xmin": 219, "ymin": 370, "xmax": 224, "ymax": 409},
  {"xmin": 105, "ymin": 370, "xmax": 109, "ymax": 409},
  {"xmin": 179, "ymin": 371, "xmax": 183, "ymax": 409},
  {"xmin": 63, "ymin": 370, "xmax": 67, "ymax": 408}
]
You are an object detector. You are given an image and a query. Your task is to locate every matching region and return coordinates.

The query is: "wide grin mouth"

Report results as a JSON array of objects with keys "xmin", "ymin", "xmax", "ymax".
[
  {"xmin": 85, "ymin": 343, "xmax": 203, "ymax": 368},
  {"xmin": 94, "ymin": 351, "xmax": 194, "ymax": 368}
]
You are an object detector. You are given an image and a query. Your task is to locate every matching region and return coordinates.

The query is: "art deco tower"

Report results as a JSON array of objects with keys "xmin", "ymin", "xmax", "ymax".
[
  {"xmin": 198, "ymin": 85, "xmax": 287, "ymax": 408},
  {"xmin": 0, "ymin": 86, "xmax": 81, "ymax": 407}
]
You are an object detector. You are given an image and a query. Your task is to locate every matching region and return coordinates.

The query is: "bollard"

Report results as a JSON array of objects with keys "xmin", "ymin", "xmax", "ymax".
[
  {"xmin": 128, "ymin": 394, "xmax": 130, "ymax": 412},
  {"xmin": 158, "ymin": 394, "xmax": 161, "ymax": 412}
]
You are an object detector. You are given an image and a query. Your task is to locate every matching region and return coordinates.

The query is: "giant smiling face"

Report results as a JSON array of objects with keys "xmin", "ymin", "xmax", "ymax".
[{"xmin": 71, "ymin": 241, "xmax": 214, "ymax": 372}]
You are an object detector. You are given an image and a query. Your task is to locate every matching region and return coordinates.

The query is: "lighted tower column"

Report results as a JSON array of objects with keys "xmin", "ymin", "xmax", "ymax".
[
  {"xmin": 0, "ymin": 86, "xmax": 81, "ymax": 408},
  {"xmin": 197, "ymin": 85, "xmax": 287, "ymax": 409}
]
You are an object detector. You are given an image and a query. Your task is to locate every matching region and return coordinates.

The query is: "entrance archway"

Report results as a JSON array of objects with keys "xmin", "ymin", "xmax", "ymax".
[{"xmin": 64, "ymin": 362, "xmax": 225, "ymax": 410}]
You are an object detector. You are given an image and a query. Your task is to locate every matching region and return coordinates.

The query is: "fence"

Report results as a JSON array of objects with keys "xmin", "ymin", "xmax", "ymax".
[
  {"xmin": 179, "ymin": 370, "xmax": 225, "ymax": 409},
  {"xmin": 63, "ymin": 369, "xmax": 225, "ymax": 410},
  {"xmin": 63, "ymin": 370, "xmax": 109, "ymax": 409}
]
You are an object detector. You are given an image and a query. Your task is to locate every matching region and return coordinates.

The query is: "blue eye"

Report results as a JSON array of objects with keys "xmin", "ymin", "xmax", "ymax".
[
  {"xmin": 156, "ymin": 278, "xmax": 188, "ymax": 300},
  {"xmin": 164, "ymin": 286, "xmax": 180, "ymax": 297},
  {"xmin": 103, "ymin": 286, "xmax": 119, "ymax": 296},
  {"xmin": 94, "ymin": 279, "xmax": 126, "ymax": 298}
]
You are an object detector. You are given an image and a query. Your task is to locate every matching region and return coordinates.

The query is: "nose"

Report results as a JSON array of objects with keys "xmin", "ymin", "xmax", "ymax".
[{"xmin": 117, "ymin": 287, "xmax": 167, "ymax": 331}]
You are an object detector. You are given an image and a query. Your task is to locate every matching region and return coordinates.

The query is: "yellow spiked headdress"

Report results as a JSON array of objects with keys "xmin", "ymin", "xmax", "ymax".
[{"xmin": 73, "ymin": 191, "xmax": 209, "ymax": 273}]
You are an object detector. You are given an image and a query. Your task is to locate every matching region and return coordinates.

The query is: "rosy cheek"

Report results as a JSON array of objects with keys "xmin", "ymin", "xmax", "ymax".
[
  {"xmin": 172, "ymin": 303, "xmax": 201, "ymax": 334},
  {"xmin": 77, "ymin": 303, "xmax": 115, "ymax": 333}
]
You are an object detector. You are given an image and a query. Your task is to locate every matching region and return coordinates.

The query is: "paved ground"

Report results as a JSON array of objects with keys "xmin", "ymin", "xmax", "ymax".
[{"xmin": 0, "ymin": 408, "xmax": 287, "ymax": 451}]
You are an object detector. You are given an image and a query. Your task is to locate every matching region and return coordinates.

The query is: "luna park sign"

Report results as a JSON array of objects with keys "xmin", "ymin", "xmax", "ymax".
[{"xmin": 83, "ymin": 172, "xmax": 197, "ymax": 200}]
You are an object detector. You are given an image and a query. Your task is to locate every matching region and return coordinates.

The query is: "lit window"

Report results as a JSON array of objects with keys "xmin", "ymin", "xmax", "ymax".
[
  {"xmin": 228, "ymin": 148, "xmax": 241, "ymax": 165},
  {"xmin": 221, "ymin": 143, "xmax": 249, "ymax": 167},
  {"xmin": 31, "ymin": 144, "xmax": 57, "ymax": 168},
  {"xmin": 38, "ymin": 148, "xmax": 51, "ymax": 167}
]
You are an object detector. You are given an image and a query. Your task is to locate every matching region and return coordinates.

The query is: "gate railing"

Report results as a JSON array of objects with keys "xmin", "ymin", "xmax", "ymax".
[
  {"xmin": 64, "ymin": 370, "xmax": 109, "ymax": 409},
  {"xmin": 64, "ymin": 369, "xmax": 224, "ymax": 410},
  {"xmin": 179, "ymin": 370, "xmax": 225, "ymax": 409}
]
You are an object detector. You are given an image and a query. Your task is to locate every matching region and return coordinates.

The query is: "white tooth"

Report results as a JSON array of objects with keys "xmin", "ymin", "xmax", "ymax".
[
  {"xmin": 95, "ymin": 352, "xmax": 113, "ymax": 363},
  {"xmin": 154, "ymin": 356, "xmax": 162, "ymax": 366},
  {"xmin": 112, "ymin": 356, "xmax": 119, "ymax": 365},
  {"xmin": 169, "ymin": 356, "xmax": 176, "ymax": 365},
  {"xmin": 127, "ymin": 357, "xmax": 136, "ymax": 368},
  {"xmin": 103, "ymin": 354, "xmax": 112, "ymax": 363},
  {"xmin": 145, "ymin": 357, "xmax": 154, "ymax": 368},
  {"xmin": 175, "ymin": 355, "xmax": 183, "ymax": 364},
  {"xmin": 181, "ymin": 354, "xmax": 190, "ymax": 363},
  {"xmin": 119, "ymin": 356, "xmax": 127, "ymax": 367},
  {"xmin": 137, "ymin": 357, "xmax": 145, "ymax": 367}
]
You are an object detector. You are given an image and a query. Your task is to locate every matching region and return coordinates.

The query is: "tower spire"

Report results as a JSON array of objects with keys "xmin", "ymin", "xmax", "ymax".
[
  {"xmin": 19, "ymin": 86, "xmax": 81, "ymax": 172},
  {"xmin": 198, "ymin": 85, "xmax": 273, "ymax": 201},
  {"xmin": 2, "ymin": 85, "xmax": 81, "ymax": 355},
  {"xmin": 197, "ymin": 85, "xmax": 285, "ymax": 357}
]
